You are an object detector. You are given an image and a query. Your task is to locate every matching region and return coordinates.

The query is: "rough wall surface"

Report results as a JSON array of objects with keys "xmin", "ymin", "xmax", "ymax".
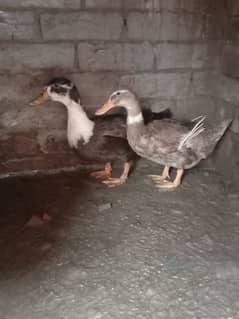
[
  {"xmin": 222, "ymin": 0, "xmax": 239, "ymax": 78},
  {"xmin": 0, "ymin": 0, "xmax": 237, "ymax": 177}
]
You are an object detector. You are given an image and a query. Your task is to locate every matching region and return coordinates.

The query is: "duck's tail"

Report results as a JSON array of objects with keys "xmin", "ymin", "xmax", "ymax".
[
  {"xmin": 178, "ymin": 115, "xmax": 206, "ymax": 150},
  {"xmin": 142, "ymin": 108, "xmax": 172, "ymax": 124},
  {"xmin": 201, "ymin": 119, "xmax": 232, "ymax": 157}
]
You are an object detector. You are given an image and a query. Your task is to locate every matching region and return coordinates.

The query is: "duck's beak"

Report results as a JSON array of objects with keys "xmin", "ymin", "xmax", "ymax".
[
  {"xmin": 30, "ymin": 89, "xmax": 49, "ymax": 106},
  {"xmin": 95, "ymin": 99, "xmax": 114, "ymax": 115}
]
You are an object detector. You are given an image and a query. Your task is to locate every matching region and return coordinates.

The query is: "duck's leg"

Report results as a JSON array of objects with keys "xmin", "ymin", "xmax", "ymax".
[
  {"xmin": 156, "ymin": 168, "xmax": 184, "ymax": 189},
  {"xmin": 149, "ymin": 166, "xmax": 170, "ymax": 182},
  {"xmin": 90, "ymin": 162, "xmax": 112, "ymax": 179},
  {"xmin": 102, "ymin": 162, "xmax": 131, "ymax": 188}
]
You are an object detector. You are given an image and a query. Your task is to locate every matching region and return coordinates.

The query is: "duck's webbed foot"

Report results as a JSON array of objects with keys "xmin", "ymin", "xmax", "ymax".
[
  {"xmin": 102, "ymin": 162, "xmax": 130, "ymax": 188},
  {"xmin": 149, "ymin": 166, "xmax": 170, "ymax": 183},
  {"xmin": 155, "ymin": 168, "xmax": 184, "ymax": 190},
  {"xmin": 156, "ymin": 181, "xmax": 179, "ymax": 189},
  {"xmin": 90, "ymin": 162, "xmax": 112, "ymax": 179},
  {"xmin": 103, "ymin": 177, "xmax": 126, "ymax": 188}
]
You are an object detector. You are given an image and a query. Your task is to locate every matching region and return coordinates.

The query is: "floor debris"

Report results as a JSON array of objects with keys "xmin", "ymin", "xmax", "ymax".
[{"xmin": 98, "ymin": 202, "xmax": 112, "ymax": 212}]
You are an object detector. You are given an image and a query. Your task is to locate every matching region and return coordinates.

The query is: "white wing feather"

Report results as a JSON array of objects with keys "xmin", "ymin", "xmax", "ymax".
[{"xmin": 178, "ymin": 116, "xmax": 206, "ymax": 150}]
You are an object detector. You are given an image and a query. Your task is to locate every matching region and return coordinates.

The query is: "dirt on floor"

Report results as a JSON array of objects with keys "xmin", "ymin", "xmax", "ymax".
[{"xmin": 0, "ymin": 161, "xmax": 239, "ymax": 319}]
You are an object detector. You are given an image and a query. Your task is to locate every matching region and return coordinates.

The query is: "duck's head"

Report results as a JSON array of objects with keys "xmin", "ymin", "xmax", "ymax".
[
  {"xmin": 30, "ymin": 77, "xmax": 80, "ymax": 106},
  {"xmin": 95, "ymin": 90, "xmax": 139, "ymax": 116}
]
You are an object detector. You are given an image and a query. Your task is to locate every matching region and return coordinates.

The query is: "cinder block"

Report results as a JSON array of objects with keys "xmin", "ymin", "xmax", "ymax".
[
  {"xmin": 160, "ymin": 0, "xmax": 207, "ymax": 13},
  {"xmin": 160, "ymin": 12, "xmax": 178, "ymax": 40},
  {"xmin": 155, "ymin": 43, "xmax": 193, "ymax": 69},
  {"xmin": 0, "ymin": 11, "xmax": 39, "ymax": 40},
  {"xmin": 120, "ymin": 72, "xmax": 192, "ymax": 98},
  {"xmin": 70, "ymin": 73, "xmax": 120, "ymax": 107},
  {"xmin": 222, "ymin": 44, "xmax": 239, "ymax": 78},
  {"xmin": 14, "ymin": 133, "xmax": 39, "ymax": 156},
  {"xmin": 41, "ymin": 12, "xmax": 123, "ymax": 40},
  {"xmin": 182, "ymin": 0, "xmax": 208, "ymax": 13},
  {"xmin": 193, "ymin": 70, "xmax": 239, "ymax": 105},
  {"xmin": 125, "ymin": 0, "xmax": 205, "ymax": 12},
  {"xmin": 0, "ymin": 11, "xmax": 34, "ymax": 24},
  {"xmin": 0, "ymin": 44, "xmax": 75, "ymax": 70},
  {"xmin": 0, "ymin": 0, "xmax": 81, "ymax": 8},
  {"xmin": 78, "ymin": 42, "xmax": 154, "ymax": 71},
  {"xmin": 161, "ymin": 13, "xmax": 202, "ymax": 41},
  {"xmin": 161, "ymin": 12, "xmax": 223, "ymax": 41},
  {"xmin": 124, "ymin": 0, "xmax": 160, "ymax": 10},
  {"xmin": 127, "ymin": 12, "xmax": 161, "ymax": 41},
  {"xmin": 160, "ymin": 0, "xmax": 179, "ymax": 11},
  {"xmin": 155, "ymin": 42, "xmax": 221, "ymax": 70},
  {"xmin": 175, "ymin": 96, "xmax": 219, "ymax": 121},
  {"xmin": 86, "ymin": 0, "xmax": 121, "ymax": 9},
  {"xmin": 192, "ymin": 71, "xmax": 213, "ymax": 97},
  {"xmin": 192, "ymin": 42, "xmax": 222, "ymax": 69}
]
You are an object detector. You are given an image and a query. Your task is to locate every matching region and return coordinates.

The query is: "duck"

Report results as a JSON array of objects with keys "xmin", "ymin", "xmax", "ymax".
[
  {"xmin": 30, "ymin": 78, "xmax": 171, "ymax": 187},
  {"xmin": 95, "ymin": 90, "xmax": 232, "ymax": 189}
]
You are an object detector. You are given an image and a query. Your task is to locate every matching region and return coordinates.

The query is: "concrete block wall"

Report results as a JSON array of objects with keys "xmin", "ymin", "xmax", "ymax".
[
  {"xmin": 222, "ymin": 1, "xmax": 239, "ymax": 80},
  {"xmin": 0, "ymin": 0, "xmax": 236, "ymax": 176}
]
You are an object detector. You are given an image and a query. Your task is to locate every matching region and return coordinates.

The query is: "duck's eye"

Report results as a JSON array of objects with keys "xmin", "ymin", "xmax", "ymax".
[
  {"xmin": 51, "ymin": 84, "xmax": 67, "ymax": 95},
  {"xmin": 116, "ymin": 92, "xmax": 121, "ymax": 96}
]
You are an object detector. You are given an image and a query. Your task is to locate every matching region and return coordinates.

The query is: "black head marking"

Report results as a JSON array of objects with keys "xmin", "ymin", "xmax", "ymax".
[
  {"xmin": 50, "ymin": 85, "xmax": 67, "ymax": 95},
  {"xmin": 47, "ymin": 77, "xmax": 72, "ymax": 87},
  {"xmin": 69, "ymin": 85, "xmax": 80, "ymax": 103},
  {"xmin": 47, "ymin": 77, "xmax": 80, "ymax": 101}
]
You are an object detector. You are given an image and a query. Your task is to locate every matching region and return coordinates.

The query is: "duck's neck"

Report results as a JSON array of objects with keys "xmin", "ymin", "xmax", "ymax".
[
  {"xmin": 125, "ymin": 100, "xmax": 144, "ymax": 146},
  {"xmin": 126, "ymin": 100, "xmax": 144, "ymax": 129},
  {"xmin": 64, "ymin": 98, "xmax": 95, "ymax": 148}
]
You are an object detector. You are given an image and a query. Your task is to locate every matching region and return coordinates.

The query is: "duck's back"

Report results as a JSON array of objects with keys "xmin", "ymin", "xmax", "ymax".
[
  {"xmin": 130, "ymin": 119, "xmax": 191, "ymax": 155},
  {"xmin": 146, "ymin": 119, "xmax": 191, "ymax": 144},
  {"xmin": 74, "ymin": 116, "xmax": 135, "ymax": 164}
]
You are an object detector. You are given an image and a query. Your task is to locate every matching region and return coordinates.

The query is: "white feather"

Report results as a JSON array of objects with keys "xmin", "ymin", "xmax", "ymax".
[
  {"xmin": 127, "ymin": 113, "xmax": 143, "ymax": 125},
  {"xmin": 60, "ymin": 83, "xmax": 73, "ymax": 89},
  {"xmin": 66, "ymin": 101, "xmax": 94, "ymax": 148},
  {"xmin": 178, "ymin": 115, "xmax": 206, "ymax": 150}
]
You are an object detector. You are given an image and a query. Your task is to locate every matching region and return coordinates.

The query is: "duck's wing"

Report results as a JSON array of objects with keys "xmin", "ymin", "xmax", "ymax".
[
  {"xmin": 93, "ymin": 115, "xmax": 127, "ymax": 139},
  {"xmin": 178, "ymin": 116, "xmax": 205, "ymax": 150},
  {"xmin": 95, "ymin": 135, "xmax": 137, "ymax": 163},
  {"xmin": 92, "ymin": 109, "xmax": 173, "ymax": 139},
  {"xmin": 139, "ymin": 120, "xmax": 195, "ymax": 153}
]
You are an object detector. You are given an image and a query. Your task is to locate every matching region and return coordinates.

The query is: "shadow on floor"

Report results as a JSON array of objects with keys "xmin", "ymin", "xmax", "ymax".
[{"xmin": 0, "ymin": 172, "xmax": 101, "ymax": 278}]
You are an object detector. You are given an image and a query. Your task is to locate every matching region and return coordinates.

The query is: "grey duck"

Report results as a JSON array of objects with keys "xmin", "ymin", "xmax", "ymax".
[{"xmin": 96, "ymin": 90, "xmax": 232, "ymax": 189}]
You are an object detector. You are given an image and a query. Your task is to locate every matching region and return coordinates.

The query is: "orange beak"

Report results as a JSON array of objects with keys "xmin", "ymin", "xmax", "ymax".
[
  {"xmin": 95, "ymin": 99, "xmax": 115, "ymax": 115},
  {"xmin": 30, "ymin": 89, "xmax": 49, "ymax": 106}
]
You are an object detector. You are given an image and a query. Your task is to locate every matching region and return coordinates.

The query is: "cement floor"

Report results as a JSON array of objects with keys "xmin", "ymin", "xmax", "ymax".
[{"xmin": 0, "ymin": 162, "xmax": 239, "ymax": 319}]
